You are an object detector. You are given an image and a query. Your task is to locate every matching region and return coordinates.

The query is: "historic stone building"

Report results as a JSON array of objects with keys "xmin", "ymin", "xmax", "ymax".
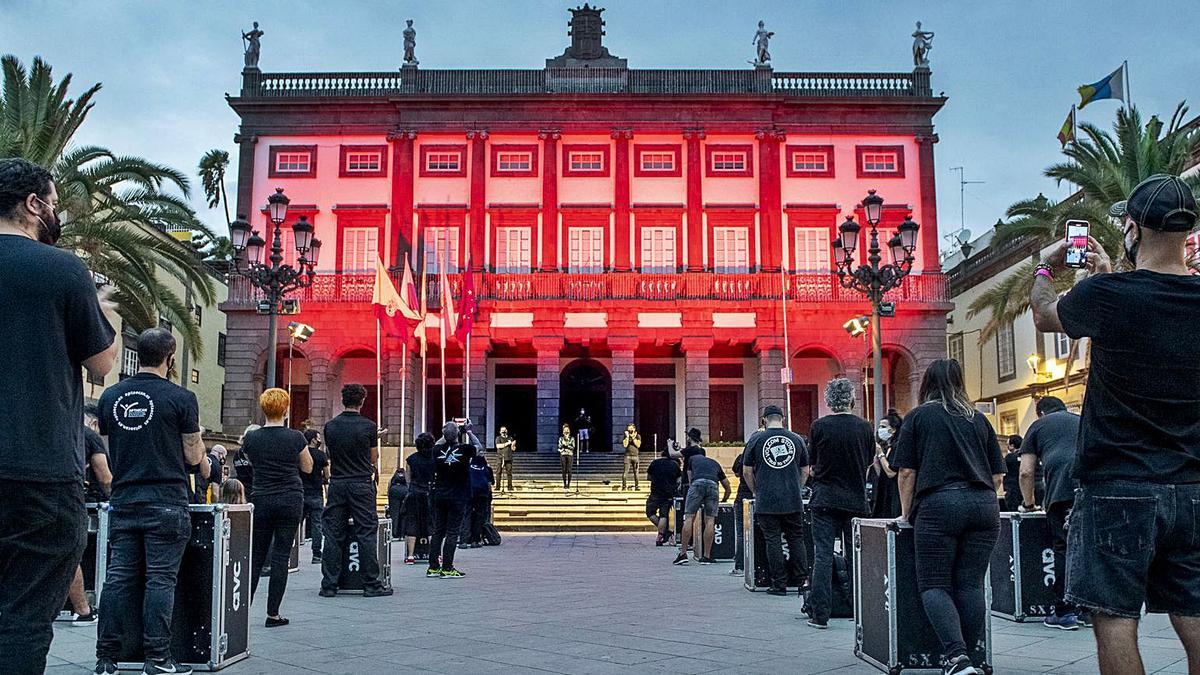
[{"xmin": 222, "ymin": 7, "xmax": 950, "ymax": 454}]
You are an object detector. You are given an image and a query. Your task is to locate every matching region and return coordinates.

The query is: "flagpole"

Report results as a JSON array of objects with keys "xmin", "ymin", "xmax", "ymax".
[
  {"xmin": 1123, "ymin": 60, "xmax": 1131, "ymax": 108},
  {"xmin": 440, "ymin": 240, "xmax": 448, "ymax": 425},
  {"xmin": 400, "ymin": 341, "xmax": 408, "ymax": 464},
  {"xmin": 465, "ymin": 331, "xmax": 471, "ymax": 420},
  {"xmin": 375, "ymin": 316, "xmax": 382, "ymax": 473}
]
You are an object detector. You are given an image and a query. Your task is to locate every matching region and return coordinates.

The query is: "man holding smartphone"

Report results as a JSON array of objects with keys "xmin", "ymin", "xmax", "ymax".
[{"xmin": 1031, "ymin": 174, "xmax": 1200, "ymax": 675}]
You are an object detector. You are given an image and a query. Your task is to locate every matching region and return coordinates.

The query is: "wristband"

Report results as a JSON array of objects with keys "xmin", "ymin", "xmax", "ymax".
[{"xmin": 1034, "ymin": 264, "xmax": 1054, "ymax": 280}]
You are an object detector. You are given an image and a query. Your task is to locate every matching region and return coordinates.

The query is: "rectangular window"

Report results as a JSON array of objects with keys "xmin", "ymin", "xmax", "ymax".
[
  {"xmin": 340, "ymin": 227, "xmax": 379, "ymax": 273},
  {"xmin": 423, "ymin": 227, "xmax": 461, "ymax": 274},
  {"xmin": 345, "ymin": 152, "xmax": 381, "ymax": 172},
  {"xmin": 641, "ymin": 152, "xmax": 675, "ymax": 172},
  {"xmin": 269, "ymin": 145, "xmax": 317, "ymax": 178},
  {"xmin": 787, "ymin": 144, "xmax": 836, "ymax": 177},
  {"xmin": 793, "ymin": 228, "xmax": 831, "ymax": 272},
  {"xmin": 217, "ymin": 332, "xmax": 227, "ymax": 367},
  {"xmin": 633, "ymin": 144, "xmax": 682, "ymax": 177},
  {"xmin": 495, "ymin": 227, "xmax": 532, "ymax": 273},
  {"xmin": 190, "ymin": 369, "xmax": 200, "ymax": 385},
  {"xmin": 567, "ymin": 228, "xmax": 604, "ymax": 274},
  {"xmin": 999, "ymin": 411, "xmax": 1018, "ymax": 436},
  {"xmin": 855, "ymin": 145, "xmax": 905, "ymax": 178},
  {"xmin": 193, "ymin": 304, "xmax": 202, "ymax": 327},
  {"xmin": 792, "ymin": 152, "xmax": 828, "ymax": 172},
  {"xmin": 711, "ymin": 152, "xmax": 746, "ymax": 172},
  {"xmin": 274, "ymin": 152, "xmax": 310, "ymax": 173},
  {"xmin": 419, "ymin": 144, "xmax": 467, "ymax": 177},
  {"xmin": 496, "ymin": 152, "xmax": 532, "ymax": 172},
  {"xmin": 1055, "ymin": 333, "xmax": 1071, "ymax": 359},
  {"xmin": 712, "ymin": 227, "xmax": 749, "ymax": 274},
  {"xmin": 949, "ymin": 332, "xmax": 965, "ymax": 368},
  {"xmin": 569, "ymin": 151, "xmax": 604, "ymax": 172},
  {"xmin": 997, "ymin": 321, "xmax": 1016, "ymax": 381},
  {"xmin": 121, "ymin": 347, "xmax": 139, "ymax": 378},
  {"xmin": 705, "ymin": 144, "xmax": 754, "ymax": 177},
  {"xmin": 640, "ymin": 227, "xmax": 677, "ymax": 273}
]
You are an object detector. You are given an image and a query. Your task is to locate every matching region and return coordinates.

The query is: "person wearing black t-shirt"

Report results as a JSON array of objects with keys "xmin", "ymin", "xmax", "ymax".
[
  {"xmin": 645, "ymin": 449, "xmax": 681, "ymax": 546},
  {"xmin": 729, "ymin": 450, "xmax": 755, "ymax": 575},
  {"xmin": 242, "ymin": 389, "xmax": 312, "ymax": 627},
  {"xmin": 673, "ymin": 437, "xmax": 731, "ymax": 566},
  {"xmin": 232, "ymin": 424, "xmax": 260, "ymax": 498},
  {"xmin": 806, "ymin": 378, "xmax": 874, "ymax": 629},
  {"xmin": 1018, "ymin": 396, "xmax": 1081, "ymax": 631},
  {"xmin": 871, "ymin": 410, "xmax": 903, "ymax": 519},
  {"xmin": 465, "ymin": 453, "xmax": 495, "ymax": 547},
  {"xmin": 1031, "ymin": 174, "xmax": 1200, "ymax": 674},
  {"xmin": 0, "ymin": 158, "xmax": 118, "ymax": 675},
  {"xmin": 894, "ymin": 359, "xmax": 1005, "ymax": 675},
  {"xmin": 300, "ymin": 429, "xmax": 330, "ymax": 563},
  {"xmin": 403, "ymin": 433, "xmax": 437, "ymax": 565},
  {"xmin": 319, "ymin": 384, "xmax": 392, "ymax": 597},
  {"xmin": 94, "ymin": 328, "xmax": 206, "ymax": 675},
  {"xmin": 741, "ymin": 405, "xmax": 811, "ymax": 596},
  {"xmin": 387, "ymin": 467, "xmax": 407, "ymax": 539},
  {"xmin": 1001, "ymin": 435, "xmax": 1023, "ymax": 512},
  {"xmin": 427, "ymin": 421, "xmax": 481, "ymax": 578}
]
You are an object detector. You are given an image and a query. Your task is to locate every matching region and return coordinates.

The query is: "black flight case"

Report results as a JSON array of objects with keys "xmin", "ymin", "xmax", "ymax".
[
  {"xmin": 990, "ymin": 511, "xmax": 1056, "ymax": 622},
  {"xmin": 853, "ymin": 518, "xmax": 993, "ymax": 674},
  {"xmin": 742, "ymin": 499, "xmax": 811, "ymax": 591},
  {"xmin": 337, "ymin": 516, "xmax": 393, "ymax": 593}
]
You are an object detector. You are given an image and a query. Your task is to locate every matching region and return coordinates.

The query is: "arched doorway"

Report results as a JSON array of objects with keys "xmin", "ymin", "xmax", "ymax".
[
  {"xmin": 560, "ymin": 359, "xmax": 611, "ymax": 452},
  {"xmin": 331, "ymin": 347, "xmax": 379, "ymax": 425},
  {"xmin": 262, "ymin": 347, "xmax": 310, "ymax": 427}
]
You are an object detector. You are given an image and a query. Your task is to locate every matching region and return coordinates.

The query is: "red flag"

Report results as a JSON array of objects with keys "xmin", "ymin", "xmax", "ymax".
[
  {"xmin": 455, "ymin": 259, "xmax": 477, "ymax": 343},
  {"xmin": 371, "ymin": 257, "xmax": 409, "ymax": 339}
]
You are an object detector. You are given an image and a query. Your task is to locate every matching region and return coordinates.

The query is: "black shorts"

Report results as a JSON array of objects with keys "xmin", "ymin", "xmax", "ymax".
[
  {"xmin": 646, "ymin": 496, "xmax": 672, "ymax": 520},
  {"xmin": 402, "ymin": 490, "xmax": 430, "ymax": 538}
]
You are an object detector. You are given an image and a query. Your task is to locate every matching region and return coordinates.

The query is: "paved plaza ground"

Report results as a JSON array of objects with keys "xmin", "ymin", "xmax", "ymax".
[{"xmin": 47, "ymin": 533, "xmax": 1190, "ymax": 674}]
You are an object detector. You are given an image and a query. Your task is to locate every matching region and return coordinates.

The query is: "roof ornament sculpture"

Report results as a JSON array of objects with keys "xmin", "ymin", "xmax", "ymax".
[
  {"xmin": 912, "ymin": 21, "xmax": 934, "ymax": 68},
  {"xmin": 403, "ymin": 19, "xmax": 418, "ymax": 66},
  {"xmin": 242, "ymin": 21, "xmax": 263, "ymax": 70},
  {"xmin": 546, "ymin": 4, "xmax": 626, "ymax": 69},
  {"xmin": 752, "ymin": 20, "xmax": 774, "ymax": 67}
]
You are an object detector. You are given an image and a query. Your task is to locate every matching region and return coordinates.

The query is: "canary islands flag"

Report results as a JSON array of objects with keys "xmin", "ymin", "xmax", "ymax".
[
  {"xmin": 1078, "ymin": 65, "xmax": 1125, "ymax": 109},
  {"xmin": 1057, "ymin": 106, "xmax": 1076, "ymax": 148}
]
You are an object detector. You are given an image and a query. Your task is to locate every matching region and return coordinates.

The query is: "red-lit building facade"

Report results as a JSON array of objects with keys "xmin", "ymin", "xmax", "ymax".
[{"xmin": 222, "ymin": 8, "xmax": 950, "ymax": 454}]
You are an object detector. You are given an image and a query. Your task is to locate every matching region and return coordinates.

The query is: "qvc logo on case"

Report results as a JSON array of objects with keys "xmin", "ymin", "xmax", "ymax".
[{"xmin": 231, "ymin": 561, "xmax": 242, "ymax": 611}]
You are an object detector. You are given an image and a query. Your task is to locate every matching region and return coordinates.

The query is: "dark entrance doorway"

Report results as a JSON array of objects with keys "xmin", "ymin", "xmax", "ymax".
[
  {"xmin": 423, "ymin": 384, "xmax": 464, "ymax": 435},
  {"xmin": 267, "ymin": 348, "xmax": 311, "ymax": 428},
  {"xmin": 710, "ymin": 385, "xmax": 744, "ymax": 443},
  {"xmin": 560, "ymin": 359, "xmax": 611, "ymax": 452},
  {"xmin": 789, "ymin": 385, "xmax": 819, "ymax": 439},
  {"xmin": 494, "ymin": 384, "xmax": 537, "ymax": 453},
  {"xmin": 635, "ymin": 385, "xmax": 675, "ymax": 455}
]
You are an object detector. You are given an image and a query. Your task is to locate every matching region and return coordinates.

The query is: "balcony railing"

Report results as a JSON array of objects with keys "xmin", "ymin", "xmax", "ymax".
[
  {"xmin": 240, "ymin": 68, "xmax": 932, "ymax": 99},
  {"xmin": 225, "ymin": 272, "xmax": 946, "ymax": 308}
]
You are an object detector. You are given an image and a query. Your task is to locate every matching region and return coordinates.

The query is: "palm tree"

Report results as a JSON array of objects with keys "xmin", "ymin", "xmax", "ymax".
[
  {"xmin": 1, "ymin": 55, "xmax": 214, "ymax": 357},
  {"xmin": 968, "ymin": 103, "xmax": 1200, "ymax": 340},
  {"xmin": 198, "ymin": 148, "xmax": 231, "ymax": 228}
]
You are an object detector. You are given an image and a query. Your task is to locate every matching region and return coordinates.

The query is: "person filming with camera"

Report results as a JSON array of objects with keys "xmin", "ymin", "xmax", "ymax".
[{"xmin": 426, "ymin": 419, "xmax": 481, "ymax": 578}]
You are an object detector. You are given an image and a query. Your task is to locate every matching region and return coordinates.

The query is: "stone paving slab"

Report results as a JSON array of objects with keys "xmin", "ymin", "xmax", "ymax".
[{"xmin": 48, "ymin": 533, "xmax": 1189, "ymax": 674}]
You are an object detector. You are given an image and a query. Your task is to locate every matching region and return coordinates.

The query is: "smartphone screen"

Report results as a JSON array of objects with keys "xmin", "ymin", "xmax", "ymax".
[{"xmin": 1064, "ymin": 220, "xmax": 1090, "ymax": 268}]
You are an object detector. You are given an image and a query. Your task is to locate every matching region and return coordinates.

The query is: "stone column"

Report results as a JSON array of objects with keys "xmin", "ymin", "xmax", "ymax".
[
  {"xmin": 382, "ymin": 351, "xmax": 404, "ymax": 445},
  {"xmin": 538, "ymin": 130, "xmax": 561, "ymax": 271},
  {"xmin": 466, "ymin": 336, "xmax": 489, "ymax": 441},
  {"xmin": 467, "ymin": 129, "xmax": 488, "ymax": 271},
  {"xmin": 612, "ymin": 129, "xmax": 633, "ymax": 271},
  {"xmin": 308, "ymin": 358, "xmax": 331, "ymax": 426},
  {"xmin": 682, "ymin": 337, "xmax": 714, "ymax": 441},
  {"xmin": 684, "ymin": 129, "xmax": 705, "ymax": 271},
  {"xmin": 916, "ymin": 132, "xmax": 941, "ymax": 271},
  {"xmin": 220, "ymin": 311, "xmax": 263, "ymax": 433},
  {"xmin": 534, "ymin": 337, "xmax": 563, "ymax": 453},
  {"xmin": 754, "ymin": 339, "xmax": 787, "ymax": 423},
  {"xmin": 609, "ymin": 337, "xmax": 638, "ymax": 451}
]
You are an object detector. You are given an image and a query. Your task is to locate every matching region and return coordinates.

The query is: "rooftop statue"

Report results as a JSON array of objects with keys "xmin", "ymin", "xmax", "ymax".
[
  {"xmin": 753, "ymin": 20, "xmax": 774, "ymax": 66},
  {"xmin": 242, "ymin": 21, "xmax": 263, "ymax": 69},
  {"xmin": 403, "ymin": 19, "xmax": 418, "ymax": 65},
  {"xmin": 912, "ymin": 21, "xmax": 934, "ymax": 68}
]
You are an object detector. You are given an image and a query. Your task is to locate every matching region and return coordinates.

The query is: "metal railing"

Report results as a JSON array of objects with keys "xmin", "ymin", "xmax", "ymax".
[
  {"xmin": 225, "ymin": 271, "xmax": 946, "ymax": 307},
  {"xmin": 240, "ymin": 68, "xmax": 931, "ymax": 98}
]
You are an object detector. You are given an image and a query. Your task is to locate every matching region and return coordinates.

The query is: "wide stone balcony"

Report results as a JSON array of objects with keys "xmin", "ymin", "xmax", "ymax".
[{"xmin": 225, "ymin": 271, "xmax": 947, "ymax": 309}]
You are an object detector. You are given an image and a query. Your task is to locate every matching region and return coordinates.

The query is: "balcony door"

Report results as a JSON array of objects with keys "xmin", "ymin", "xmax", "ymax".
[
  {"xmin": 712, "ymin": 227, "xmax": 749, "ymax": 274},
  {"xmin": 495, "ymin": 226, "xmax": 531, "ymax": 274},
  {"xmin": 340, "ymin": 227, "xmax": 378, "ymax": 273},
  {"xmin": 640, "ymin": 227, "xmax": 677, "ymax": 274},
  {"xmin": 567, "ymin": 227, "xmax": 604, "ymax": 274}
]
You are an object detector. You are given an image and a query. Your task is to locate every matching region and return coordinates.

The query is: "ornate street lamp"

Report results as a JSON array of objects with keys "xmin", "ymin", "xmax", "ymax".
[
  {"xmin": 229, "ymin": 187, "xmax": 317, "ymax": 391},
  {"xmin": 833, "ymin": 190, "xmax": 919, "ymax": 424}
]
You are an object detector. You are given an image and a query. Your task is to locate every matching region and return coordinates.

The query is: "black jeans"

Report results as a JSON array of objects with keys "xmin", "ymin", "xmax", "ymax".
[
  {"xmin": 429, "ymin": 495, "xmax": 468, "ymax": 569},
  {"xmin": 756, "ymin": 511, "xmax": 808, "ymax": 590},
  {"xmin": 302, "ymin": 491, "xmax": 324, "ymax": 555},
  {"xmin": 560, "ymin": 454, "xmax": 573, "ymax": 488},
  {"xmin": 320, "ymin": 481, "xmax": 383, "ymax": 592},
  {"xmin": 810, "ymin": 507, "xmax": 856, "ymax": 623},
  {"xmin": 0, "ymin": 479, "xmax": 86, "ymax": 674},
  {"xmin": 250, "ymin": 493, "xmax": 303, "ymax": 616},
  {"xmin": 914, "ymin": 487, "xmax": 1000, "ymax": 661},
  {"xmin": 1045, "ymin": 501, "xmax": 1074, "ymax": 617},
  {"xmin": 469, "ymin": 492, "xmax": 492, "ymax": 543},
  {"xmin": 96, "ymin": 503, "xmax": 191, "ymax": 662}
]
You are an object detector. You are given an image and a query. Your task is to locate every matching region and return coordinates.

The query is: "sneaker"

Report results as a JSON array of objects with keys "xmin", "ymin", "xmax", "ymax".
[
  {"xmin": 1043, "ymin": 613, "xmax": 1079, "ymax": 631},
  {"xmin": 440, "ymin": 568, "xmax": 466, "ymax": 579},
  {"xmin": 426, "ymin": 567, "xmax": 443, "ymax": 578},
  {"xmin": 806, "ymin": 618, "xmax": 828, "ymax": 629},
  {"xmin": 72, "ymin": 610, "xmax": 99, "ymax": 626},
  {"xmin": 457, "ymin": 543, "xmax": 471, "ymax": 549},
  {"xmin": 93, "ymin": 658, "xmax": 118, "ymax": 675},
  {"xmin": 404, "ymin": 556, "xmax": 416, "ymax": 565},
  {"xmin": 698, "ymin": 557, "xmax": 714, "ymax": 565},
  {"xmin": 144, "ymin": 658, "xmax": 193, "ymax": 675},
  {"xmin": 766, "ymin": 588, "xmax": 788, "ymax": 597},
  {"xmin": 318, "ymin": 588, "xmax": 338, "ymax": 598},
  {"xmin": 265, "ymin": 616, "xmax": 289, "ymax": 628},
  {"xmin": 1077, "ymin": 610, "xmax": 1093, "ymax": 627},
  {"xmin": 729, "ymin": 567, "xmax": 744, "ymax": 576},
  {"xmin": 363, "ymin": 586, "xmax": 394, "ymax": 597},
  {"xmin": 655, "ymin": 533, "xmax": 664, "ymax": 546},
  {"xmin": 943, "ymin": 654, "xmax": 982, "ymax": 675},
  {"xmin": 310, "ymin": 556, "xmax": 321, "ymax": 564},
  {"xmin": 672, "ymin": 552, "xmax": 689, "ymax": 565}
]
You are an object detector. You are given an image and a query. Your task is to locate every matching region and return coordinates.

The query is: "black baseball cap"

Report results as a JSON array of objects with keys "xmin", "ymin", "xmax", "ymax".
[
  {"xmin": 762, "ymin": 405, "xmax": 784, "ymax": 418},
  {"xmin": 1122, "ymin": 174, "xmax": 1198, "ymax": 232}
]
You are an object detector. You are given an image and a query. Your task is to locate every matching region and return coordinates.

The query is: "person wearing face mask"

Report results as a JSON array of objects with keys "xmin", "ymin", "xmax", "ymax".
[
  {"xmin": 0, "ymin": 158, "xmax": 118, "ymax": 674},
  {"xmin": 871, "ymin": 410, "xmax": 904, "ymax": 519},
  {"xmin": 1031, "ymin": 174, "xmax": 1200, "ymax": 675}
]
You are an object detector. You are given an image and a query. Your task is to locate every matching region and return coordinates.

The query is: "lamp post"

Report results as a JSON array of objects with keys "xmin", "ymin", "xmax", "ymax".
[
  {"xmin": 229, "ymin": 188, "xmax": 322, "ymax": 391},
  {"xmin": 832, "ymin": 190, "xmax": 920, "ymax": 424}
]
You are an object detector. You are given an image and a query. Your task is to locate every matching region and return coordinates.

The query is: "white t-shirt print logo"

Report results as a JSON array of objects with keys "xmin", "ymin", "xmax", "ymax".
[
  {"xmin": 113, "ymin": 391, "xmax": 155, "ymax": 432},
  {"xmin": 762, "ymin": 435, "xmax": 796, "ymax": 469}
]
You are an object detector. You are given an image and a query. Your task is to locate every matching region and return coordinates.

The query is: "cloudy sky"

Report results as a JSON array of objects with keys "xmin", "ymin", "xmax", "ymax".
[{"xmin": 3, "ymin": 0, "xmax": 1198, "ymax": 252}]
